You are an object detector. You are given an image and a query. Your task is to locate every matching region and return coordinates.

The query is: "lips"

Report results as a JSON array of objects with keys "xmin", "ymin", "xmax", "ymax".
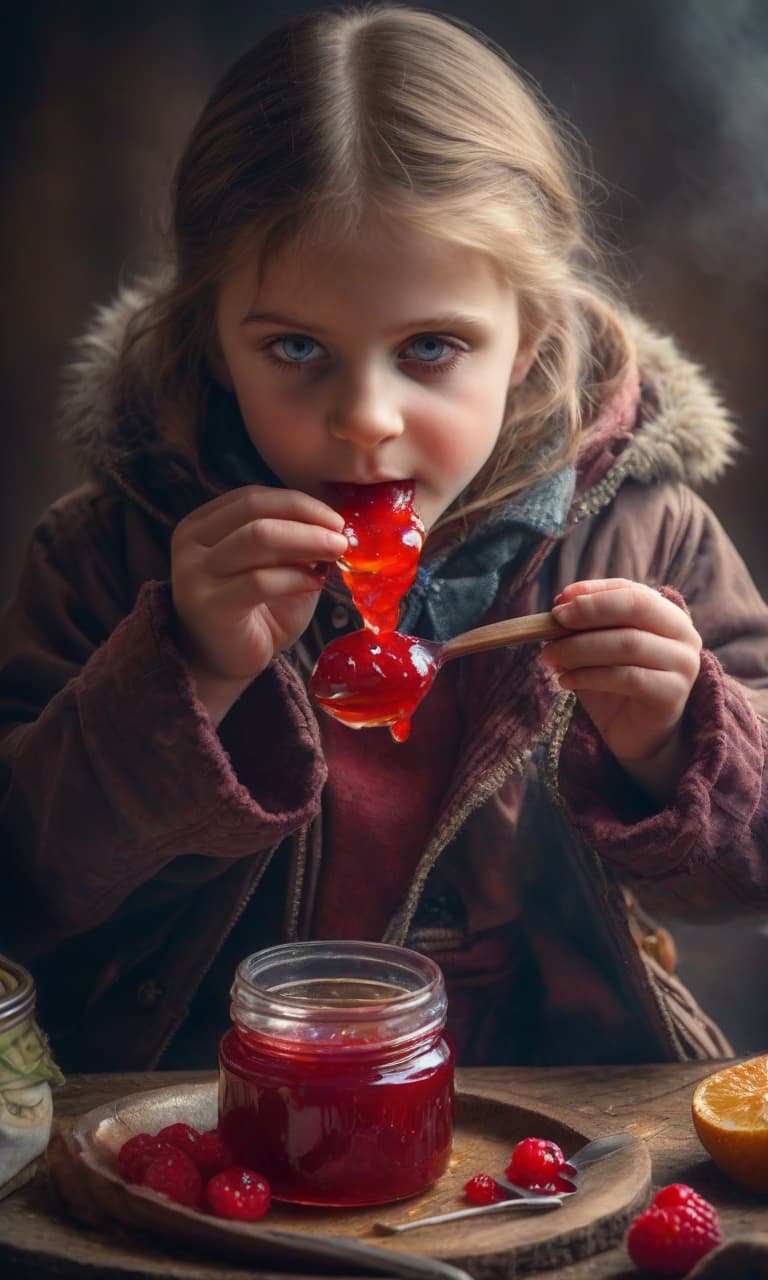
[{"xmin": 321, "ymin": 476, "xmax": 415, "ymax": 493}]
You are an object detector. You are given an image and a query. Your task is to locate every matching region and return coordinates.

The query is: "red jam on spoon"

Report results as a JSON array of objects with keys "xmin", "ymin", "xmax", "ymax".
[
  {"xmin": 314, "ymin": 479, "xmax": 429, "ymax": 742},
  {"xmin": 326, "ymin": 481, "xmax": 425, "ymax": 633},
  {"xmin": 309, "ymin": 629, "xmax": 438, "ymax": 744},
  {"xmin": 310, "ymin": 612, "xmax": 568, "ymax": 743}
]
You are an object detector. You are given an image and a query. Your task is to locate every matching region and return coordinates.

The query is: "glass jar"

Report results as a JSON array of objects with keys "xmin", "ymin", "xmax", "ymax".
[
  {"xmin": 218, "ymin": 940, "xmax": 453, "ymax": 1206},
  {"xmin": 0, "ymin": 955, "xmax": 64, "ymax": 1194}
]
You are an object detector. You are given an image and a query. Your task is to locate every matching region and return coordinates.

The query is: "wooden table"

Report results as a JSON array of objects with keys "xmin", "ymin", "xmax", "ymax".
[{"xmin": 1, "ymin": 1062, "xmax": 767, "ymax": 1278}]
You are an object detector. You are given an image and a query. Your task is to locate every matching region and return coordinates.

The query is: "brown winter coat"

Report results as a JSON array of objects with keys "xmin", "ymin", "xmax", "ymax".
[{"xmin": 1, "ymin": 299, "xmax": 767, "ymax": 1071}]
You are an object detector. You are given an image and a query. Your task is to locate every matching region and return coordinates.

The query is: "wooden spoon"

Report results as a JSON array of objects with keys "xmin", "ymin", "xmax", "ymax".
[{"xmin": 433, "ymin": 611, "xmax": 566, "ymax": 660}]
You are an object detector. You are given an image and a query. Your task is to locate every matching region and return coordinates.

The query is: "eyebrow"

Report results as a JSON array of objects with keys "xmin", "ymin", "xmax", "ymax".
[
  {"xmin": 242, "ymin": 310, "xmax": 308, "ymax": 328},
  {"xmin": 241, "ymin": 309, "xmax": 491, "ymax": 335}
]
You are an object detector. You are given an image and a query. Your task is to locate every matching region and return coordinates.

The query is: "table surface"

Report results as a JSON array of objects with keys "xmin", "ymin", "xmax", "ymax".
[{"xmin": 1, "ymin": 1062, "xmax": 767, "ymax": 1279}]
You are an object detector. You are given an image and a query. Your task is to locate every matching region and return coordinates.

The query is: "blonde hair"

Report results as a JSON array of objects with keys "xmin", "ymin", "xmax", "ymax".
[{"xmin": 120, "ymin": 5, "xmax": 633, "ymax": 527}]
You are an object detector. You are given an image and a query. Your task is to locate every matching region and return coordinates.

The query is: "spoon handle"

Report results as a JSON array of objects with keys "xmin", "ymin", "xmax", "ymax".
[
  {"xmin": 440, "ymin": 611, "xmax": 567, "ymax": 662},
  {"xmin": 374, "ymin": 1193, "xmax": 563, "ymax": 1234}
]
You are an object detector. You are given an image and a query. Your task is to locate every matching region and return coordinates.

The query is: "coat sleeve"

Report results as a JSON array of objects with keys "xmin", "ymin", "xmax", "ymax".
[
  {"xmin": 0, "ymin": 491, "xmax": 326, "ymax": 952},
  {"xmin": 553, "ymin": 480, "xmax": 768, "ymax": 918}
]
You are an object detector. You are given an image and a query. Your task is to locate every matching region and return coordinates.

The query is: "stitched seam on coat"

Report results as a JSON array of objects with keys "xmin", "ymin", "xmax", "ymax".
[
  {"xmin": 541, "ymin": 702, "xmax": 686, "ymax": 1061},
  {"xmin": 383, "ymin": 692, "xmax": 574, "ymax": 948}
]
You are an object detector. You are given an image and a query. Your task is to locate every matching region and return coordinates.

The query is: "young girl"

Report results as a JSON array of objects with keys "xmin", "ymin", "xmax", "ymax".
[{"xmin": 1, "ymin": 6, "xmax": 766, "ymax": 1073}]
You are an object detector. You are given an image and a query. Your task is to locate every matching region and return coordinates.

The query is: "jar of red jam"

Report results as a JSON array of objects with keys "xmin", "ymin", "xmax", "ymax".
[{"xmin": 218, "ymin": 940, "xmax": 453, "ymax": 1206}]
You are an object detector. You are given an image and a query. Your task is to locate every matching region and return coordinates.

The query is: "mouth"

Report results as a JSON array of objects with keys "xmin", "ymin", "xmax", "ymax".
[{"xmin": 322, "ymin": 475, "xmax": 415, "ymax": 490}]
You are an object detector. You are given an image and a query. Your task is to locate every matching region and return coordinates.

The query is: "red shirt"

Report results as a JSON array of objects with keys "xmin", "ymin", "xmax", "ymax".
[
  {"xmin": 313, "ymin": 662, "xmax": 463, "ymax": 939},
  {"xmin": 312, "ymin": 661, "xmax": 531, "ymax": 1065}
]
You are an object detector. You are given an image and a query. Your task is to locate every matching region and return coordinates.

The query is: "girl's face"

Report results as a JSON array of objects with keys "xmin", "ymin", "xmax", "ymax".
[{"xmin": 215, "ymin": 225, "xmax": 531, "ymax": 531}]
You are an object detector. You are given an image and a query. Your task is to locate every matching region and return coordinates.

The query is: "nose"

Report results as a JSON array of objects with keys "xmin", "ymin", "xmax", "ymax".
[{"xmin": 327, "ymin": 369, "xmax": 404, "ymax": 449}]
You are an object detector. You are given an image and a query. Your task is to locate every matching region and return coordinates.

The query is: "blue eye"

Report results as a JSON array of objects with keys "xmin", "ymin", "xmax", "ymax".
[
  {"xmin": 275, "ymin": 335, "xmax": 322, "ymax": 362},
  {"xmin": 404, "ymin": 336, "xmax": 452, "ymax": 363}
]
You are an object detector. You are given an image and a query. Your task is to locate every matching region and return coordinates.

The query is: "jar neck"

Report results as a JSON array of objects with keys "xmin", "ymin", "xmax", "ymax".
[
  {"xmin": 229, "ymin": 1021, "xmax": 446, "ymax": 1068},
  {"xmin": 0, "ymin": 955, "xmax": 35, "ymax": 1034},
  {"xmin": 229, "ymin": 941, "xmax": 447, "ymax": 1059}
]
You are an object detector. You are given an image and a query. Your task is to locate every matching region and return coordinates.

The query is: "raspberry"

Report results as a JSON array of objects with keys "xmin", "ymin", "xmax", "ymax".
[
  {"xmin": 156, "ymin": 1122, "xmax": 201, "ymax": 1162},
  {"xmin": 205, "ymin": 1167, "xmax": 271, "ymax": 1222},
  {"xmin": 505, "ymin": 1137, "xmax": 568, "ymax": 1192},
  {"xmin": 193, "ymin": 1128, "xmax": 235, "ymax": 1178},
  {"xmin": 651, "ymin": 1183, "xmax": 719, "ymax": 1223},
  {"xmin": 116, "ymin": 1133, "xmax": 182, "ymax": 1185},
  {"xmin": 627, "ymin": 1185, "xmax": 722, "ymax": 1276},
  {"xmin": 464, "ymin": 1173, "xmax": 503, "ymax": 1205},
  {"xmin": 142, "ymin": 1148, "xmax": 203, "ymax": 1209}
]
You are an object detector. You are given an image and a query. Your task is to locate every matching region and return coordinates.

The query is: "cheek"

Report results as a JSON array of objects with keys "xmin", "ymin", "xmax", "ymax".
[
  {"xmin": 236, "ymin": 391, "xmax": 324, "ymax": 483},
  {"xmin": 428, "ymin": 385, "xmax": 507, "ymax": 471},
  {"xmin": 232, "ymin": 379, "xmax": 297, "ymax": 447}
]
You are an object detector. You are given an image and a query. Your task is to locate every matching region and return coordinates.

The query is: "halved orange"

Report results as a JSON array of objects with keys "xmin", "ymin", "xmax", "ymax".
[{"xmin": 692, "ymin": 1054, "xmax": 768, "ymax": 1193}]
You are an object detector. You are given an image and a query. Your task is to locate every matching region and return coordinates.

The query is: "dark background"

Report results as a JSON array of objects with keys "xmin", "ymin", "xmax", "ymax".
[{"xmin": 2, "ymin": 0, "xmax": 767, "ymax": 1051}]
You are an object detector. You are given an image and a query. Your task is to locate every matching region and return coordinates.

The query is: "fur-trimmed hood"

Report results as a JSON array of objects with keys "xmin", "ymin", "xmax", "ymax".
[
  {"xmin": 620, "ymin": 312, "xmax": 738, "ymax": 488},
  {"xmin": 57, "ymin": 283, "xmax": 738, "ymax": 525}
]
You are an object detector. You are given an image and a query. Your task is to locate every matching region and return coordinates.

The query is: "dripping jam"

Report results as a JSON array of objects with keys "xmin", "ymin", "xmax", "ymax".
[
  {"xmin": 330, "ymin": 480, "xmax": 425, "ymax": 635},
  {"xmin": 310, "ymin": 480, "xmax": 429, "ymax": 740}
]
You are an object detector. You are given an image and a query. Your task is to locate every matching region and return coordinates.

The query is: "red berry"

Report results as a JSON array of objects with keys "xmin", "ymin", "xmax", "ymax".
[
  {"xmin": 116, "ymin": 1133, "xmax": 156, "ymax": 1181},
  {"xmin": 142, "ymin": 1148, "xmax": 203, "ymax": 1209},
  {"xmin": 193, "ymin": 1129, "xmax": 235, "ymax": 1178},
  {"xmin": 156, "ymin": 1122, "xmax": 201, "ymax": 1161},
  {"xmin": 627, "ymin": 1190, "xmax": 722, "ymax": 1276},
  {"xmin": 464, "ymin": 1173, "xmax": 503, "ymax": 1205},
  {"xmin": 651, "ymin": 1183, "xmax": 718, "ymax": 1222},
  {"xmin": 505, "ymin": 1137, "xmax": 568, "ymax": 1191},
  {"xmin": 116, "ymin": 1133, "xmax": 181, "ymax": 1184},
  {"xmin": 205, "ymin": 1166, "xmax": 271, "ymax": 1222}
]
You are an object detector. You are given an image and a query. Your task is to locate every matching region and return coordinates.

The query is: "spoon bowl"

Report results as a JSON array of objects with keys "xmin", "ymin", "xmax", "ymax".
[{"xmin": 309, "ymin": 611, "xmax": 567, "ymax": 741}]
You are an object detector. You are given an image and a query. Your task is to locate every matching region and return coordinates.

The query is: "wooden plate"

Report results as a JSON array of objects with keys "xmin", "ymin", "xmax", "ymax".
[{"xmin": 48, "ymin": 1076, "xmax": 651, "ymax": 1278}]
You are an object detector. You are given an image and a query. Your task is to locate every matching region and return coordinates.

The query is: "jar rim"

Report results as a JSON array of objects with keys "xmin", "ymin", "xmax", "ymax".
[{"xmin": 230, "ymin": 941, "xmax": 446, "ymax": 1051}]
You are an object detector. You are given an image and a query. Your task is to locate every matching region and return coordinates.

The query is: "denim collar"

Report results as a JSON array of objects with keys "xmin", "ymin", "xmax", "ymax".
[{"xmin": 400, "ymin": 465, "xmax": 575, "ymax": 641}]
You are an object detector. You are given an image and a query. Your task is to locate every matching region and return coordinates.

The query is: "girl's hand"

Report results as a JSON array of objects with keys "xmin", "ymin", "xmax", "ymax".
[
  {"xmin": 171, "ymin": 487, "xmax": 347, "ymax": 720},
  {"xmin": 541, "ymin": 579, "xmax": 702, "ymax": 801}
]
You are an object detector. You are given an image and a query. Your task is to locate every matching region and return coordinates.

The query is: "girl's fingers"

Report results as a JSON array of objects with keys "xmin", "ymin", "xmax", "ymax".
[
  {"xmin": 205, "ymin": 516, "xmax": 347, "ymax": 578},
  {"xmin": 204, "ymin": 564, "xmax": 328, "ymax": 611},
  {"xmin": 555, "ymin": 577, "xmax": 636, "ymax": 601},
  {"xmin": 181, "ymin": 486, "xmax": 346, "ymax": 547},
  {"xmin": 552, "ymin": 581, "xmax": 696, "ymax": 643},
  {"xmin": 543, "ymin": 627, "xmax": 700, "ymax": 681},
  {"xmin": 555, "ymin": 662, "xmax": 692, "ymax": 703}
]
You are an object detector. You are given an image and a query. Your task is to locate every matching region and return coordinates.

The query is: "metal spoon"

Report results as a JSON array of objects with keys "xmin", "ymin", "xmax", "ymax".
[
  {"xmin": 374, "ymin": 1192, "xmax": 565, "ymax": 1233},
  {"xmin": 310, "ymin": 610, "xmax": 567, "ymax": 741},
  {"xmin": 374, "ymin": 1133, "xmax": 637, "ymax": 1235}
]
